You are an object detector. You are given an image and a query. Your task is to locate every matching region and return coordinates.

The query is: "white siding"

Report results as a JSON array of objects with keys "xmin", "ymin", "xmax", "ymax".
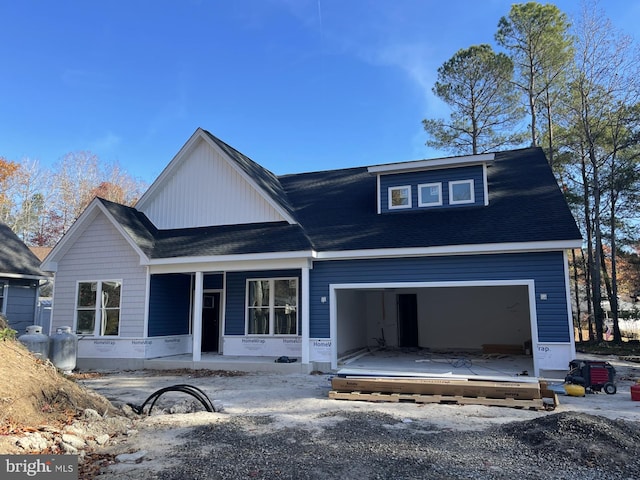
[
  {"xmin": 141, "ymin": 139, "xmax": 285, "ymax": 229},
  {"xmin": 50, "ymin": 213, "xmax": 147, "ymax": 337}
]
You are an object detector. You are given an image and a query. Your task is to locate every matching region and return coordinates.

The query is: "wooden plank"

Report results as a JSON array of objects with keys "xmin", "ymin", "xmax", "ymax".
[
  {"xmin": 336, "ymin": 368, "xmax": 540, "ymax": 384},
  {"xmin": 331, "ymin": 377, "xmax": 541, "ymax": 400},
  {"xmin": 328, "ymin": 390, "xmax": 550, "ymax": 410}
]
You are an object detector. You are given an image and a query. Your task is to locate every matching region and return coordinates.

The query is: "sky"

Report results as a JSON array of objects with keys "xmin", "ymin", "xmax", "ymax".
[{"xmin": 1, "ymin": 1, "xmax": 638, "ymax": 184}]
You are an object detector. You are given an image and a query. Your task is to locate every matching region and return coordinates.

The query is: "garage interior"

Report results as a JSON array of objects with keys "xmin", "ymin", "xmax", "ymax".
[{"xmin": 335, "ymin": 285, "xmax": 535, "ymax": 377}]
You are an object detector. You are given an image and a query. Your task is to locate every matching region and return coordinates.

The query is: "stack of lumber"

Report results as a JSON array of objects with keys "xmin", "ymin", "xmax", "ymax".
[{"xmin": 329, "ymin": 375, "xmax": 557, "ymax": 410}]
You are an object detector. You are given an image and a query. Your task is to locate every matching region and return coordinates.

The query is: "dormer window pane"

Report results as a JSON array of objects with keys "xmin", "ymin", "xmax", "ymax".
[
  {"xmin": 418, "ymin": 183, "xmax": 442, "ymax": 207},
  {"xmin": 449, "ymin": 180, "xmax": 475, "ymax": 205},
  {"xmin": 388, "ymin": 186, "xmax": 412, "ymax": 209}
]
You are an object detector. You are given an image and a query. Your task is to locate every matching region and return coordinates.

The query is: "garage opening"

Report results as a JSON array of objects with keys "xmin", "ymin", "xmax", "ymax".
[{"xmin": 331, "ymin": 281, "xmax": 537, "ymax": 374}]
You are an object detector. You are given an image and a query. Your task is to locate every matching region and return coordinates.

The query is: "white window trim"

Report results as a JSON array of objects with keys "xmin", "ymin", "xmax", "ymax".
[
  {"xmin": 449, "ymin": 179, "xmax": 475, "ymax": 205},
  {"xmin": 388, "ymin": 185, "xmax": 412, "ymax": 210},
  {"xmin": 245, "ymin": 277, "xmax": 298, "ymax": 336},
  {"xmin": 74, "ymin": 280, "xmax": 122, "ymax": 336},
  {"xmin": 418, "ymin": 182, "xmax": 443, "ymax": 207}
]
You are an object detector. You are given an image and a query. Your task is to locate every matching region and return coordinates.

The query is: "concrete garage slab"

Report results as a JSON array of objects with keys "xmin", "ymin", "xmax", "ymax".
[{"xmin": 339, "ymin": 348, "xmax": 537, "ymax": 380}]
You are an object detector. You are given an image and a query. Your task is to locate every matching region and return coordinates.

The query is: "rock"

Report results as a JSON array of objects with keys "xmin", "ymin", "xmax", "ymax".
[
  {"xmin": 16, "ymin": 433, "xmax": 49, "ymax": 451},
  {"xmin": 59, "ymin": 442, "xmax": 78, "ymax": 455},
  {"xmin": 95, "ymin": 434, "xmax": 110, "ymax": 445},
  {"xmin": 116, "ymin": 450, "xmax": 147, "ymax": 463},
  {"xmin": 64, "ymin": 425, "xmax": 86, "ymax": 437},
  {"xmin": 126, "ymin": 429, "xmax": 138, "ymax": 436},
  {"xmin": 61, "ymin": 433, "xmax": 86, "ymax": 450},
  {"xmin": 83, "ymin": 408, "xmax": 102, "ymax": 421}
]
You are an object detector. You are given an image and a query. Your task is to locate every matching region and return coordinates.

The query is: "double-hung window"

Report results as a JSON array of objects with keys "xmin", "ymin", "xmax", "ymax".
[
  {"xmin": 76, "ymin": 280, "xmax": 122, "ymax": 336},
  {"xmin": 418, "ymin": 183, "xmax": 443, "ymax": 207},
  {"xmin": 449, "ymin": 180, "xmax": 475, "ymax": 205},
  {"xmin": 247, "ymin": 278, "xmax": 298, "ymax": 335}
]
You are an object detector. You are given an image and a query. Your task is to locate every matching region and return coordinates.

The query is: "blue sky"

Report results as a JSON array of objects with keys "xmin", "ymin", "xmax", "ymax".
[{"xmin": 1, "ymin": 1, "xmax": 637, "ymax": 183}]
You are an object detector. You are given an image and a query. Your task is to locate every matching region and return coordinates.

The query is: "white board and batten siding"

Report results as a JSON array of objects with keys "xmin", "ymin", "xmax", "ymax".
[
  {"xmin": 139, "ymin": 139, "xmax": 286, "ymax": 229},
  {"xmin": 50, "ymin": 212, "xmax": 147, "ymax": 337}
]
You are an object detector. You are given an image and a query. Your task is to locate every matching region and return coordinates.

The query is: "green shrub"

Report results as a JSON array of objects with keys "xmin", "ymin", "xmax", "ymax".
[{"xmin": 0, "ymin": 327, "xmax": 17, "ymax": 341}]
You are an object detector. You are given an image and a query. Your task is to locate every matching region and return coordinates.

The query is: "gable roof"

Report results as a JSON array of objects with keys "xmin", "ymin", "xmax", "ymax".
[
  {"xmin": 48, "ymin": 144, "xmax": 582, "ymax": 267},
  {"xmin": 136, "ymin": 128, "xmax": 297, "ymax": 227},
  {"xmin": 0, "ymin": 223, "xmax": 49, "ymax": 279}
]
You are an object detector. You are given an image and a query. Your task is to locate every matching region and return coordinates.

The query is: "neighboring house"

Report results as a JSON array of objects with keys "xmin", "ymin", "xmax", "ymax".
[
  {"xmin": 0, "ymin": 223, "xmax": 50, "ymax": 334},
  {"xmin": 41, "ymin": 128, "xmax": 582, "ymax": 375}
]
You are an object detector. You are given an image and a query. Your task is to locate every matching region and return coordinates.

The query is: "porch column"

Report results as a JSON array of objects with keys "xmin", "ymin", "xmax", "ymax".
[
  {"xmin": 192, "ymin": 271, "xmax": 204, "ymax": 362},
  {"xmin": 301, "ymin": 266, "xmax": 310, "ymax": 364}
]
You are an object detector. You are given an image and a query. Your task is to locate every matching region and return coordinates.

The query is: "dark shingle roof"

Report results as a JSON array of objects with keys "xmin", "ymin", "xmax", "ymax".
[
  {"xmin": 99, "ymin": 198, "xmax": 157, "ymax": 257},
  {"xmin": 100, "ymin": 147, "xmax": 581, "ymax": 259},
  {"xmin": 0, "ymin": 223, "xmax": 48, "ymax": 277},
  {"xmin": 97, "ymin": 199, "xmax": 312, "ymax": 259},
  {"xmin": 152, "ymin": 222, "xmax": 311, "ymax": 258},
  {"xmin": 279, "ymin": 147, "xmax": 582, "ymax": 251}
]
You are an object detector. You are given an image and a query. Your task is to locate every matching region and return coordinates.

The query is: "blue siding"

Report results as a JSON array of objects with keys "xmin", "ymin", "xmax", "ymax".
[
  {"xmin": 225, "ymin": 269, "xmax": 301, "ymax": 335},
  {"xmin": 204, "ymin": 274, "xmax": 223, "ymax": 290},
  {"xmin": 4, "ymin": 279, "xmax": 38, "ymax": 334},
  {"xmin": 380, "ymin": 165, "xmax": 485, "ymax": 213},
  {"xmin": 309, "ymin": 252, "xmax": 570, "ymax": 342},
  {"xmin": 149, "ymin": 274, "xmax": 191, "ymax": 336}
]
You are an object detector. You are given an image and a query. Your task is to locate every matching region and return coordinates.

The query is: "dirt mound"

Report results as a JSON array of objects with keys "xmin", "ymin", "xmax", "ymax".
[
  {"xmin": 0, "ymin": 339, "xmax": 117, "ymax": 433},
  {"xmin": 500, "ymin": 411, "xmax": 640, "ymax": 468}
]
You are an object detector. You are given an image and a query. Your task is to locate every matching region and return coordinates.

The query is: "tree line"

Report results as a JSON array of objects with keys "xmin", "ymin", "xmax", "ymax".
[
  {"xmin": 0, "ymin": 153, "xmax": 146, "ymax": 247},
  {"xmin": 422, "ymin": 1, "xmax": 640, "ymax": 344},
  {"xmin": 2, "ymin": 1, "xmax": 637, "ymax": 346}
]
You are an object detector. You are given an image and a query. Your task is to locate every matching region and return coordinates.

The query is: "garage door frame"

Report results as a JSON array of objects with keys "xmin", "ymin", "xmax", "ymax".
[{"xmin": 329, "ymin": 279, "xmax": 539, "ymax": 373}]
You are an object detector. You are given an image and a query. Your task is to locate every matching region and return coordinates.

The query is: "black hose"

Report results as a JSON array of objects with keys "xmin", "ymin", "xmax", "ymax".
[{"xmin": 128, "ymin": 384, "xmax": 215, "ymax": 415}]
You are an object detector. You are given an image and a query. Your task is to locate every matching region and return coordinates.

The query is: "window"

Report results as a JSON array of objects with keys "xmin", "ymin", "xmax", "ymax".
[
  {"xmin": 76, "ymin": 281, "xmax": 121, "ymax": 336},
  {"xmin": 449, "ymin": 180, "xmax": 475, "ymax": 205},
  {"xmin": 388, "ymin": 185, "xmax": 412, "ymax": 209},
  {"xmin": 418, "ymin": 183, "xmax": 443, "ymax": 207},
  {"xmin": 247, "ymin": 278, "xmax": 298, "ymax": 335}
]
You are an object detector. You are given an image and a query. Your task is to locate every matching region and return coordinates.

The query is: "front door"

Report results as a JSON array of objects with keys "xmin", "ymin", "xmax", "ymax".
[
  {"xmin": 201, "ymin": 292, "xmax": 220, "ymax": 352},
  {"xmin": 397, "ymin": 293, "xmax": 419, "ymax": 348}
]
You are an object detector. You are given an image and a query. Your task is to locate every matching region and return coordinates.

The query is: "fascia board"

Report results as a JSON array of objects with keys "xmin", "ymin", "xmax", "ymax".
[
  {"xmin": 148, "ymin": 254, "xmax": 315, "ymax": 275},
  {"xmin": 314, "ymin": 240, "xmax": 583, "ymax": 261},
  {"xmin": 368, "ymin": 153, "xmax": 495, "ymax": 174},
  {"xmin": 0, "ymin": 272, "xmax": 50, "ymax": 280},
  {"xmin": 144, "ymin": 250, "xmax": 316, "ymax": 267}
]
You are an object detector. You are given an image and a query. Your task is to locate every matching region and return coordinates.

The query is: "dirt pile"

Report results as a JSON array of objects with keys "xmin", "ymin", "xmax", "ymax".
[{"xmin": 0, "ymin": 338, "xmax": 117, "ymax": 434}]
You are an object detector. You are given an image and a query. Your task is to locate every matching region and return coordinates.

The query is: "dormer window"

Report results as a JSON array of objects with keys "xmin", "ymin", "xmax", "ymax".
[
  {"xmin": 388, "ymin": 186, "xmax": 412, "ymax": 209},
  {"xmin": 449, "ymin": 180, "xmax": 474, "ymax": 205},
  {"xmin": 418, "ymin": 183, "xmax": 443, "ymax": 207}
]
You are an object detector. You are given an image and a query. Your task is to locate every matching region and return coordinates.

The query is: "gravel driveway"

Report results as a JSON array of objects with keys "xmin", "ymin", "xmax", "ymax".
[{"xmin": 82, "ymin": 355, "xmax": 640, "ymax": 480}]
